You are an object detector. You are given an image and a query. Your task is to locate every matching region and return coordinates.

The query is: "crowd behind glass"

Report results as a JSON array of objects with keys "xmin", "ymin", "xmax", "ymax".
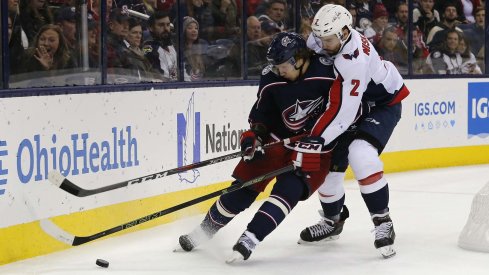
[{"xmin": 3, "ymin": 0, "xmax": 488, "ymax": 89}]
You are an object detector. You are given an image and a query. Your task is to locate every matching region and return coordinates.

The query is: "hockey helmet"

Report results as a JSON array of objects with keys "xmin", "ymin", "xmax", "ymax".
[
  {"xmin": 266, "ymin": 32, "xmax": 307, "ymax": 65},
  {"xmin": 312, "ymin": 4, "xmax": 353, "ymax": 39}
]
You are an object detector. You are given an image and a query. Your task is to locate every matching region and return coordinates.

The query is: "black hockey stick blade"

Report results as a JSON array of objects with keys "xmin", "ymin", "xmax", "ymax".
[
  {"xmin": 41, "ymin": 164, "xmax": 295, "ymax": 246},
  {"xmin": 48, "ymin": 134, "xmax": 304, "ymax": 197},
  {"xmin": 47, "ymin": 151, "xmax": 242, "ymax": 197}
]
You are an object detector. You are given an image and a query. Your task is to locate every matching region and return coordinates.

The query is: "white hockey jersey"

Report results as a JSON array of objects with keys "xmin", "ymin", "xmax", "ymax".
[{"xmin": 308, "ymin": 29, "xmax": 409, "ymax": 145}]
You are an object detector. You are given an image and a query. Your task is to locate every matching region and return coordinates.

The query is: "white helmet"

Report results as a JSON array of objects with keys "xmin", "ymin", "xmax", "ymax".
[{"xmin": 312, "ymin": 4, "xmax": 353, "ymax": 39}]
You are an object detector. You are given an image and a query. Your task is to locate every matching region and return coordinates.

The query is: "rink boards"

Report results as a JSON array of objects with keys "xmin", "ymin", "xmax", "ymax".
[{"xmin": 1, "ymin": 79, "xmax": 489, "ymax": 264}]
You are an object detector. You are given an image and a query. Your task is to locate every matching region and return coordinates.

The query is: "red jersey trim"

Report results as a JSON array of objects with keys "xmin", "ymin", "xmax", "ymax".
[
  {"xmin": 388, "ymin": 84, "xmax": 410, "ymax": 106},
  {"xmin": 311, "ymin": 75, "xmax": 344, "ymax": 136}
]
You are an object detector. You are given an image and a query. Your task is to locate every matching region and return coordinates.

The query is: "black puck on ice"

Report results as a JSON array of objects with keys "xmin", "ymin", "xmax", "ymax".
[{"xmin": 96, "ymin": 259, "xmax": 109, "ymax": 268}]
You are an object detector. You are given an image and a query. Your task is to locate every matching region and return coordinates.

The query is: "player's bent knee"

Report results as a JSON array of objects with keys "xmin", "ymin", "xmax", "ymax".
[
  {"xmin": 348, "ymin": 139, "xmax": 383, "ymax": 181},
  {"xmin": 318, "ymin": 172, "xmax": 345, "ymax": 203}
]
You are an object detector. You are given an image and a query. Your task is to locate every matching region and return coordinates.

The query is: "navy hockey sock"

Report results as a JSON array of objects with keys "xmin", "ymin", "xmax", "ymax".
[
  {"xmin": 247, "ymin": 174, "xmax": 304, "ymax": 241},
  {"xmin": 361, "ymin": 184, "xmax": 389, "ymax": 214},
  {"xmin": 320, "ymin": 194, "xmax": 345, "ymax": 221}
]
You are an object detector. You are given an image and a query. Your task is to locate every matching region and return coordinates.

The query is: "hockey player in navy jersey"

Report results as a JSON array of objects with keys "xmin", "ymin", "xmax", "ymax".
[
  {"xmin": 299, "ymin": 4, "xmax": 410, "ymax": 258},
  {"xmin": 176, "ymin": 32, "xmax": 352, "ymax": 263}
]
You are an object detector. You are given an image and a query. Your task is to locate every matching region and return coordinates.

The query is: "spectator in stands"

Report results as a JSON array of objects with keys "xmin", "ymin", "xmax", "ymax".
[
  {"xmin": 8, "ymin": 13, "xmax": 14, "ymax": 43},
  {"xmin": 106, "ymin": 8, "xmax": 132, "ymax": 72},
  {"xmin": 184, "ymin": 0, "xmax": 214, "ymax": 41},
  {"xmin": 377, "ymin": 27, "xmax": 408, "ymax": 74},
  {"xmin": 435, "ymin": 0, "xmax": 481, "ymax": 24},
  {"xmin": 260, "ymin": 18, "xmax": 282, "ymax": 44},
  {"xmin": 382, "ymin": 0, "xmax": 403, "ymax": 21},
  {"xmin": 55, "ymin": 6, "xmax": 77, "ymax": 55},
  {"xmin": 459, "ymin": 6, "xmax": 485, "ymax": 56},
  {"xmin": 345, "ymin": 3, "xmax": 361, "ymax": 33},
  {"xmin": 257, "ymin": 0, "xmax": 288, "ymax": 32},
  {"xmin": 476, "ymin": 45, "xmax": 484, "ymax": 74},
  {"xmin": 182, "ymin": 16, "xmax": 207, "ymax": 81},
  {"xmin": 426, "ymin": 29, "xmax": 464, "ymax": 74},
  {"xmin": 90, "ymin": 0, "xmax": 114, "ymax": 22},
  {"xmin": 86, "ymin": 19, "xmax": 100, "ymax": 68},
  {"xmin": 21, "ymin": 24, "xmax": 76, "ymax": 73},
  {"xmin": 413, "ymin": 0, "xmax": 440, "ymax": 42},
  {"xmin": 411, "ymin": 27, "xmax": 431, "ymax": 74},
  {"xmin": 143, "ymin": 11, "xmax": 177, "ymax": 81},
  {"xmin": 247, "ymin": 16, "xmax": 262, "ymax": 42},
  {"xmin": 210, "ymin": 0, "xmax": 239, "ymax": 38},
  {"xmin": 458, "ymin": 33, "xmax": 483, "ymax": 74},
  {"xmin": 247, "ymin": 18, "xmax": 281, "ymax": 76},
  {"xmin": 299, "ymin": 18, "xmax": 312, "ymax": 40},
  {"xmin": 20, "ymin": 0, "xmax": 54, "ymax": 46},
  {"xmin": 125, "ymin": 18, "xmax": 162, "ymax": 81},
  {"xmin": 393, "ymin": 2, "xmax": 408, "ymax": 43},
  {"xmin": 246, "ymin": 15, "xmax": 268, "ymax": 78},
  {"xmin": 353, "ymin": 0, "xmax": 375, "ymax": 29},
  {"xmin": 9, "ymin": 0, "xmax": 19, "ymax": 13},
  {"xmin": 458, "ymin": 0, "xmax": 482, "ymax": 23},
  {"xmin": 364, "ymin": 3, "xmax": 390, "ymax": 46},
  {"xmin": 427, "ymin": 3, "xmax": 463, "ymax": 50},
  {"xmin": 9, "ymin": 11, "xmax": 27, "ymax": 75},
  {"xmin": 300, "ymin": 0, "xmax": 316, "ymax": 22},
  {"xmin": 8, "ymin": 0, "xmax": 27, "ymax": 49}
]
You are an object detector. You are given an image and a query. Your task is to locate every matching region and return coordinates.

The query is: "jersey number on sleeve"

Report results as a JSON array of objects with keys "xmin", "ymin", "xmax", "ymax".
[{"xmin": 350, "ymin": 79, "xmax": 360, "ymax": 96}]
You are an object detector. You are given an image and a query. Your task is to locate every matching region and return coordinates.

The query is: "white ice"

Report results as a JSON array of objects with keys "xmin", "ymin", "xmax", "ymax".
[{"xmin": 1, "ymin": 164, "xmax": 489, "ymax": 275}]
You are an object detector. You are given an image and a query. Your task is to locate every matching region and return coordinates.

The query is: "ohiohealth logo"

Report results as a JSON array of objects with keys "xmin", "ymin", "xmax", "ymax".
[
  {"xmin": 468, "ymin": 82, "xmax": 489, "ymax": 138},
  {"xmin": 176, "ymin": 93, "xmax": 201, "ymax": 183}
]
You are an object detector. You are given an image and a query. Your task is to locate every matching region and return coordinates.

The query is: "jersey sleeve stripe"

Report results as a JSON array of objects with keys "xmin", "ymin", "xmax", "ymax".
[{"xmin": 311, "ymin": 76, "xmax": 344, "ymax": 137}]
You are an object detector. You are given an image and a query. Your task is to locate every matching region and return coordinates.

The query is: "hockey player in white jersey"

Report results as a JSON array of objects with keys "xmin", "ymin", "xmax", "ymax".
[{"xmin": 299, "ymin": 4, "xmax": 410, "ymax": 258}]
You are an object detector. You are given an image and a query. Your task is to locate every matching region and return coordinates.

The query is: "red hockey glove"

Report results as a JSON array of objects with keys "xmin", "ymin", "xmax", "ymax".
[
  {"xmin": 291, "ymin": 136, "xmax": 324, "ymax": 172},
  {"xmin": 240, "ymin": 130, "xmax": 264, "ymax": 162}
]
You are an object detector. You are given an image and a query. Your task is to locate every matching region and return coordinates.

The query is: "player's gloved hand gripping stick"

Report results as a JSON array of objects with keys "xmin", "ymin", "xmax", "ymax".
[
  {"xmin": 290, "ymin": 136, "xmax": 325, "ymax": 172},
  {"xmin": 48, "ymin": 134, "xmax": 305, "ymax": 197}
]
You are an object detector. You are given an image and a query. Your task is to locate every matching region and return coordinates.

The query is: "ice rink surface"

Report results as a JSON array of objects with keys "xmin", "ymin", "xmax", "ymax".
[{"xmin": 1, "ymin": 164, "xmax": 488, "ymax": 275}]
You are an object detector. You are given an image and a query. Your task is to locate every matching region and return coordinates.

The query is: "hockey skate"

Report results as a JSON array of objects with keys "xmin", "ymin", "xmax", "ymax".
[
  {"xmin": 174, "ymin": 224, "xmax": 212, "ymax": 252},
  {"xmin": 226, "ymin": 230, "xmax": 260, "ymax": 264},
  {"xmin": 298, "ymin": 205, "xmax": 349, "ymax": 244},
  {"xmin": 371, "ymin": 212, "xmax": 396, "ymax": 258}
]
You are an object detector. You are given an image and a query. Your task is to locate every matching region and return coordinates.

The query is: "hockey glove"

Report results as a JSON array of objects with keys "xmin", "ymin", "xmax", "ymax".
[
  {"xmin": 291, "ymin": 136, "xmax": 325, "ymax": 172},
  {"xmin": 240, "ymin": 130, "xmax": 264, "ymax": 162}
]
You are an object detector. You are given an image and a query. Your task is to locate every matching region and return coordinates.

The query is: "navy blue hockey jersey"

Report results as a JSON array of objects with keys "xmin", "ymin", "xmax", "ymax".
[{"xmin": 249, "ymin": 55, "xmax": 335, "ymax": 139}]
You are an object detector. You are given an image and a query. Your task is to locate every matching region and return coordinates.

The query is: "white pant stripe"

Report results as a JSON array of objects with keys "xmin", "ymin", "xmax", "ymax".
[{"xmin": 216, "ymin": 199, "xmax": 236, "ymax": 218}]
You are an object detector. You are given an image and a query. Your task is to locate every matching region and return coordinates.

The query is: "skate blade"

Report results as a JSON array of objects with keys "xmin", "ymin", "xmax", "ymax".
[
  {"xmin": 297, "ymin": 235, "xmax": 340, "ymax": 245},
  {"xmin": 378, "ymin": 245, "xmax": 396, "ymax": 259},
  {"xmin": 225, "ymin": 251, "xmax": 245, "ymax": 264}
]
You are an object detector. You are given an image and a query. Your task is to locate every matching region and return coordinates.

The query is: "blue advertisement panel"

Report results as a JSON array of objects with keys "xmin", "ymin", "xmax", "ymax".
[{"xmin": 468, "ymin": 82, "xmax": 489, "ymax": 138}]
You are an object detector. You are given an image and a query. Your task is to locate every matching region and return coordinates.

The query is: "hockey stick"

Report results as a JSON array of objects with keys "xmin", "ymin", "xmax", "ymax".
[
  {"xmin": 48, "ymin": 134, "xmax": 305, "ymax": 197},
  {"xmin": 41, "ymin": 164, "xmax": 295, "ymax": 246}
]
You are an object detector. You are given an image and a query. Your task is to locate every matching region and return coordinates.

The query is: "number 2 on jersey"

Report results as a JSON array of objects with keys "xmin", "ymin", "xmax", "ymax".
[{"xmin": 350, "ymin": 79, "xmax": 360, "ymax": 96}]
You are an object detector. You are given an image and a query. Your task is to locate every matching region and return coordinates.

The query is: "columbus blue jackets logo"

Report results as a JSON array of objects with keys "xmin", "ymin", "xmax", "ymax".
[
  {"xmin": 342, "ymin": 48, "xmax": 359, "ymax": 60},
  {"xmin": 281, "ymin": 36, "xmax": 293, "ymax": 47},
  {"xmin": 282, "ymin": 97, "xmax": 324, "ymax": 131}
]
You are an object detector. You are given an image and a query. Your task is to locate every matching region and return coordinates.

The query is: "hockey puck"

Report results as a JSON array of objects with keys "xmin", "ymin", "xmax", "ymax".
[{"xmin": 96, "ymin": 259, "xmax": 109, "ymax": 268}]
